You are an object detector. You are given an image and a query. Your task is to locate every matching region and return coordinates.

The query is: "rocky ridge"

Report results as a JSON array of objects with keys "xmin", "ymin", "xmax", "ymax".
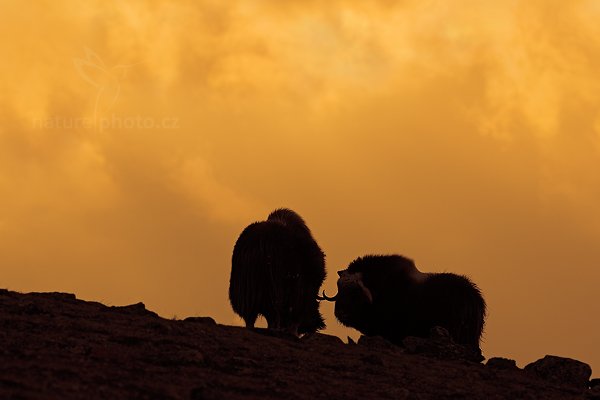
[{"xmin": 0, "ymin": 289, "xmax": 597, "ymax": 399}]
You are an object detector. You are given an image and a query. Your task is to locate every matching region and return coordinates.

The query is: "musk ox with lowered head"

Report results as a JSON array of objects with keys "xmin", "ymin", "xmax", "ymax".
[
  {"xmin": 229, "ymin": 208, "xmax": 326, "ymax": 336},
  {"xmin": 324, "ymin": 254, "xmax": 486, "ymax": 349}
]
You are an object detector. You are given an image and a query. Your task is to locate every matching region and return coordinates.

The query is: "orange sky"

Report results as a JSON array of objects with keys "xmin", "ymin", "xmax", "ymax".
[{"xmin": 1, "ymin": 1, "xmax": 599, "ymax": 374}]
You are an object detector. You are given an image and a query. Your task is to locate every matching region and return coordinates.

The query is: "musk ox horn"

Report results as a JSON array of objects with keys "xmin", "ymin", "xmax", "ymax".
[{"xmin": 317, "ymin": 290, "xmax": 337, "ymax": 302}]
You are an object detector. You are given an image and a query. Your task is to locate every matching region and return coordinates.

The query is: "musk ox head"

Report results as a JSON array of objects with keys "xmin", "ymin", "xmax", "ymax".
[{"xmin": 325, "ymin": 269, "xmax": 374, "ymax": 332}]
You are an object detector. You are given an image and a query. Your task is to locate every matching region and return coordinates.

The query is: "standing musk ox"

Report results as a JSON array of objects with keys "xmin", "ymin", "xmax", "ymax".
[
  {"xmin": 229, "ymin": 208, "xmax": 326, "ymax": 335},
  {"xmin": 322, "ymin": 255, "xmax": 486, "ymax": 349}
]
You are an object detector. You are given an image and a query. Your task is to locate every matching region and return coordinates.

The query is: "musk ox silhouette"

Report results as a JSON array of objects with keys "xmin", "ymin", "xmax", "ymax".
[
  {"xmin": 323, "ymin": 255, "xmax": 486, "ymax": 349},
  {"xmin": 229, "ymin": 208, "xmax": 326, "ymax": 335}
]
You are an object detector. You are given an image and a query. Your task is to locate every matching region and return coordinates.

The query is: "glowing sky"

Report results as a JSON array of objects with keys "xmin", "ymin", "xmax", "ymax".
[{"xmin": 1, "ymin": 1, "xmax": 599, "ymax": 373}]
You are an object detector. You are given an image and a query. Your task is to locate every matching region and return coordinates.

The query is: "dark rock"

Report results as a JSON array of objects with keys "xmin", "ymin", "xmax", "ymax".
[
  {"xmin": 589, "ymin": 384, "xmax": 600, "ymax": 400},
  {"xmin": 184, "ymin": 316, "xmax": 217, "ymax": 325},
  {"xmin": 190, "ymin": 385, "xmax": 219, "ymax": 400},
  {"xmin": 147, "ymin": 349, "xmax": 205, "ymax": 367},
  {"xmin": 189, "ymin": 386, "xmax": 205, "ymax": 400},
  {"xmin": 429, "ymin": 326, "xmax": 451, "ymax": 340},
  {"xmin": 524, "ymin": 355, "xmax": 592, "ymax": 389},
  {"xmin": 588, "ymin": 379, "xmax": 600, "ymax": 400},
  {"xmin": 357, "ymin": 328, "xmax": 483, "ymax": 363},
  {"xmin": 19, "ymin": 302, "xmax": 46, "ymax": 315},
  {"xmin": 32, "ymin": 292, "xmax": 77, "ymax": 301},
  {"xmin": 0, "ymin": 289, "xmax": 593, "ymax": 400},
  {"xmin": 487, "ymin": 357, "xmax": 519, "ymax": 370},
  {"xmin": 301, "ymin": 332, "xmax": 344, "ymax": 346},
  {"xmin": 56, "ymin": 292, "xmax": 77, "ymax": 300},
  {"xmin": 402, "ymin": 336, "xmax": 426, "ymax": 353},
  {"xmin": 586, "ymin": 379, "xmax": 600, "ymax": 400},
  {"xmin": 109, "ymin": 335, "xmax": 146, "ymax": 346},
  {"xmin": 230, "ymin": 356, "xmax": 259, "ymax": 368},
  {"xmin": 249, "ymin": 327, "xmax": 300, "ymax": 341},
  {"xmin": 402, "ymin": 330, "xmax": 484, "ymax": 363},
  {"xmin": 383, "ymin": 387, "xmax": 410, "ymax": 399},
  {"xmin": 357, "ymin": 335, "xmax": 398, "ymax": 351},
  {"xmin": 145, "ymin": 321, "xmax": 173, "ymax": 334},
  {"xmin": 111, "ymin": 302, "xmax": 159, "ymax": 318},
  {"xmin": 361, "ymin": 354, "xmax": 384, "ymax": 366}
]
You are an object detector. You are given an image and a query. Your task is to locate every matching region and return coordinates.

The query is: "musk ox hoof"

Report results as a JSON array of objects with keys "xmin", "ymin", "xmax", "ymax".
[{"xmin": 525, "ymin": 355, "xmax": 592, "ymax": 389}]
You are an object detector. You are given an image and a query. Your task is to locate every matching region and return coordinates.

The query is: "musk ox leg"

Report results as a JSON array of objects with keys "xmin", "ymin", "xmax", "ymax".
[
  {"xmin": 286, "ymin": 322, "xmax": 300, "ymax": 337},
  {"xmin": 243, "ymin": 313, "xmax": 258, "ymax": 329},
  {"xmin": 265, "ymin": 312, "xmax": 282, "ymax": 331},
  {"xmin": 298, "ymin": 300, "xmax": 326, "ymax": 334}
]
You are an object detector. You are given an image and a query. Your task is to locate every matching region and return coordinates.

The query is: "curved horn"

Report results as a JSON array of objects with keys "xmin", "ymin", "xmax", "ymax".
[{"xmin": 317, "ymin": 290, "xmax": 338, "ymax": 302}]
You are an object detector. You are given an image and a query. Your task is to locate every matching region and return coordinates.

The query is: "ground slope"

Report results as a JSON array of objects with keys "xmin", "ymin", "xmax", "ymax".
[{"xmin": 0, "ymin": 290, "xmax": 596, "ymax": 399}]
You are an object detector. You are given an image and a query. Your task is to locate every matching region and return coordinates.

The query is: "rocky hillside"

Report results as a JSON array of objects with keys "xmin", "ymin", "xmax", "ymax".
[{"xmin": 0, "ymin": 289, "xmax": 598, "ymax": 399}]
